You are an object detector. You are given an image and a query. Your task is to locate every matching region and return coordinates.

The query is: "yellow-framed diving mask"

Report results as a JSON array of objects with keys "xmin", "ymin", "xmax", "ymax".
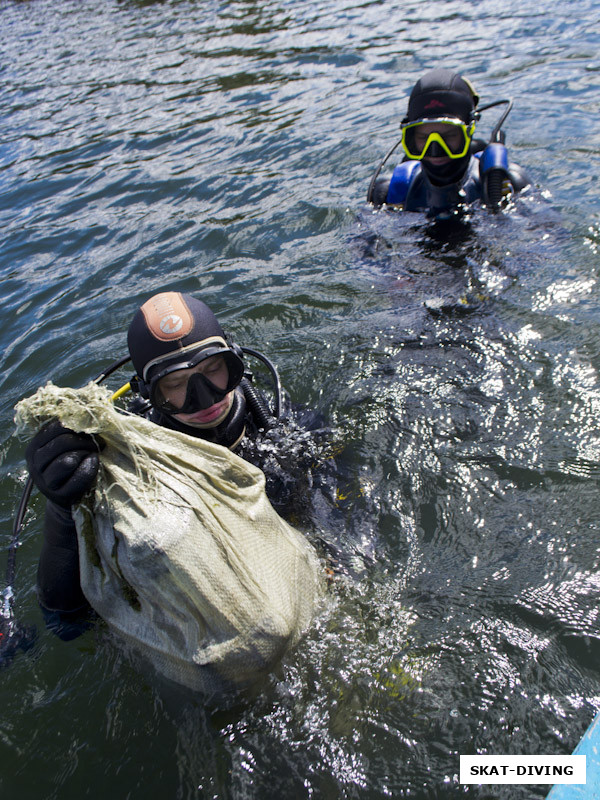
[{"xmin": 401, "ymin": 117, "xmax": 476, "ymax": 160}]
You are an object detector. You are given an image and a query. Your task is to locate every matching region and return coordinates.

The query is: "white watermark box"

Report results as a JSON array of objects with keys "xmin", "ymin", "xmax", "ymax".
[{"xmin": 460, "ymin": 755, "xmax": 586, "ymax": 785}]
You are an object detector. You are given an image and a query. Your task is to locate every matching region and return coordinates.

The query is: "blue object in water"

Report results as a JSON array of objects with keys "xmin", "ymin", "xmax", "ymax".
[
  {"xmin": 547, "ymin": 713, "xmax": 600, "ymax": 799},
  {"xmin": 479, "ymin": 142, "xmax": 509, "ymax": 176}
]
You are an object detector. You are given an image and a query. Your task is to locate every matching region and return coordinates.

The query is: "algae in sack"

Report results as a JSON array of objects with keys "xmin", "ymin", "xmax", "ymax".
[{"xmin": 15, "ymin": 382, "xmax": 324, "ymax": 692}]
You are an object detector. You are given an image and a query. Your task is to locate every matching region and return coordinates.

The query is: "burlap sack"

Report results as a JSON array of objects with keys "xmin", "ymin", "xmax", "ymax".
[{"xmin": 15, "ymin": 382, "xmax": 324, "ymax": 692}]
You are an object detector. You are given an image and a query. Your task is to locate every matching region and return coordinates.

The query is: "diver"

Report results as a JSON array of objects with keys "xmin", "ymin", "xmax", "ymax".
[
  {"xmin": 25, "ymin": 291, "xmax": 330, "ymax": 637},
  {"xmin": 367, "ymin": 68, "xmax": 530, "ymax": 218}
]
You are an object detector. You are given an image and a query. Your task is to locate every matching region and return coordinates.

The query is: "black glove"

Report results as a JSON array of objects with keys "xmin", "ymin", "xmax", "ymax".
[{"xmin": 26, "ymin": 421, "xmax": 102, "ymax": 508}]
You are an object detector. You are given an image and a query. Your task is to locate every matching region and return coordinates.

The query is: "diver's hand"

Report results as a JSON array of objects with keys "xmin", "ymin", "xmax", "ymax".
[{"xmin": 26, "ymin": 421, "xmax": 102, "ymax": 508}]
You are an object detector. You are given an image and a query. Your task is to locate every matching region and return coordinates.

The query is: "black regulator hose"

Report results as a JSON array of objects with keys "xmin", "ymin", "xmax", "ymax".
[
  {"xmin": 240, "ymin": 378, "xmax": 274, "ymax": 431},
  {"xmin": 0, "ymin": 475, "xmax": 36, "ymax": 667},
  {"xmin": 478, "ymin": 99, "xmax": 514, "ymax": 210},
  {"xmin": 366, "ymin": 136, "xmax": 404, "ymax": 204},
  {"xmin": 478, "ymin": 98, "xmax": 513, "ymax": 144},
  {"xmin": 241, "ymin": 346, "xmax": 283, "ymax": 419},
  {"xmin": 485, "ymin": 170, "xmax": 505, "ymax": 208}
]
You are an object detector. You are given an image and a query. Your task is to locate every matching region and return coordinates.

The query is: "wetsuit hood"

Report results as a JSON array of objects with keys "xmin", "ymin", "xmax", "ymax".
[
  {"xmin": 404, "ymin": 68, "xmax": 479, "ymax": 125},
  {"xmin": 421, "ymin": 153, "xmax": 472, "ymax": 186},
  {"xmin": 128, "ymin": 292, "xmax": 227, "ymax": 382}
]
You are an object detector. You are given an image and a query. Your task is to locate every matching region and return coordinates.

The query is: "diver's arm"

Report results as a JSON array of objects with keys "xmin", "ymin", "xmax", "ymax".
[
  {"xmin": 37, "ymin": 501, "xmax": 86, "ymax": 612},
  {"xmin": 508, "ymin": 161, "xmax": 531, "ymax": 193},
  {"xmin": 37, "ymin": 501, "xmax": 93, "ymax": 639},
  {"xmin": 26, "ymin": 421, "xmax": 99, "ymax": 638},
  {"xmin": 370, "ymin": 173, "xmax": 393, "ymax": 207}
]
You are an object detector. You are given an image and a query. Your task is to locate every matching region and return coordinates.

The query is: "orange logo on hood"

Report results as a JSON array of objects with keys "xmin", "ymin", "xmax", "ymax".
[{"xmin": 141, "ymin": 292, "xmax": 194, "ymax": 341}]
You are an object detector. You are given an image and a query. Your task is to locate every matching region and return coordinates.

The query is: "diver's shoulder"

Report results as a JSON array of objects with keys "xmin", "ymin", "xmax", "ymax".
[
  {"xmin": 371, "ymin": 161, "xmax": 422, "ymax": 208},
  {"xmin": 507, "ymin": 160, "xmax": 531, "ymax": 191}
]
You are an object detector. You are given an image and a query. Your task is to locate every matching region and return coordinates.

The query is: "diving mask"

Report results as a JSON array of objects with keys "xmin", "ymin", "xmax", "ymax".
[
  {"xmin": 401, "ymin": 117, "xmax": 476, "ymax": 160},
  {"xmin": 146, "ymin": 343, "xmax": 244, "ymax": 415}
]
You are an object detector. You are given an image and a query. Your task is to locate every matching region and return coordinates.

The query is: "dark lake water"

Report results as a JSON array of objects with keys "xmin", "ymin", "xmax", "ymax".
[{"xmin": 2, "ymin": 0, "xmax": 600, "ymax": 798}]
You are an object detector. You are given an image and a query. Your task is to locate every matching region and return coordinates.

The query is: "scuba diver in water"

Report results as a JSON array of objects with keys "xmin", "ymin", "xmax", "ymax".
[
  {"xmin": 367, "ymin": 68, "xmax": 530, "ymax": 218},
  {"xmin": 26, "ymin": 291, "xmax": 327, "ymax": 637}
]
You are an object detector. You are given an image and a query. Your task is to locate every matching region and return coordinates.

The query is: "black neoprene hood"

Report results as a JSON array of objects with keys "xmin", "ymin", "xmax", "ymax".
[
  {"xmin": 405, "ymin": 69, "xmax": 478, "ymax": 124},
  {"xmin": 127, "ymin": 292, "xmax": 226, "ymax": 380}
]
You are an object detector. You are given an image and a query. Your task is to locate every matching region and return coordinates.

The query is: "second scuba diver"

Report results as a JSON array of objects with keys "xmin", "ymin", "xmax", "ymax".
[
  {"xmin": 26, "ymin": 291, "xmax": 326, "ymax": 637},
  {"xmin": 367, "ymin": 68, "xmax": 530, "ymax": 218}
]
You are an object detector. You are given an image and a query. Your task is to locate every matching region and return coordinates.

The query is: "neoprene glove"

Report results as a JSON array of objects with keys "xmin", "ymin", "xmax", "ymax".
[{"xmin": 26, "ymin": 421, "xmax": 102, "ymax": 508}]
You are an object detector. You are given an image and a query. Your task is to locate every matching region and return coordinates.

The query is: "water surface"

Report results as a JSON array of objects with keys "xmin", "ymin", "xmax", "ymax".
[{"xmin": 1, "ymin": 0, "xmax": 600, "ymax": 798}]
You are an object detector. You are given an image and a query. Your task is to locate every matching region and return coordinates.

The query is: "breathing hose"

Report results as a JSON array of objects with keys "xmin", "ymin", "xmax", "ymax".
[
  {"xmin": 485, "ymin": 170, "xmax": 505, "ymax": 208},
  {"xmin": 240, "ymin": 378, "xmax": 273, "ymax": 431},
  {"xmin": 478, "ymin": 98, "xmax": 514, "ymax": 210},
  {"xmin": 478, "ymin": 98, "xmax": 513, "ymax": 144},
  {"xmin": 240, "ymin": 346, "xmax": 283, "ymax": 420},
  {"xmin": 366, "ymin": 136, "xmax": 404, "ymax": 204}
]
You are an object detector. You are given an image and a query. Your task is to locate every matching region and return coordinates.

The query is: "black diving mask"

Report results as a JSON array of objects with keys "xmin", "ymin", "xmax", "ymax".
[{"xmin": 147, "ymin": 346, "xmax": 244, "ymax": 415}]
